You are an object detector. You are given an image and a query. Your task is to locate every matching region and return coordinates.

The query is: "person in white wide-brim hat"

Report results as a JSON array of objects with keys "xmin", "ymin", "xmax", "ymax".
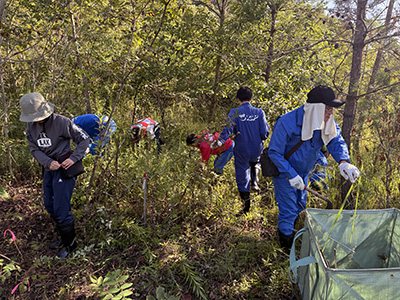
[{"xmin": 19, "ymin": 93, "xmax": 90, "ymax": 259}]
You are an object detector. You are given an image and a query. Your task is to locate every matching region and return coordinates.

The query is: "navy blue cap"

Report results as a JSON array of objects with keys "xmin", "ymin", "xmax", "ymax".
[{"xmin": 307, "ymin": 86, "xmax": 345, "ymax": 108}]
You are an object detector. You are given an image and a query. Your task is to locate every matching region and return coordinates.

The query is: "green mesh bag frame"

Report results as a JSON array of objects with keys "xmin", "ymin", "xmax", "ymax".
[{"xmin": 289, "ymin": 208, "xmax": 400, "ymax": 300}]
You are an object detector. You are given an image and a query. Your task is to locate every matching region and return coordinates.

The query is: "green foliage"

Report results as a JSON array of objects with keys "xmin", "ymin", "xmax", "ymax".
[
  {"xmin": 177, "ymin": 260, "xmax": 208, "ymax": 300},
  {"xmin": 1, "ymin": 0, "xmax": 400, "ymax": 298},
  {"xmin": 0, "ymin": 259, "xmax": 21, "ymax": 285},
  {"xmin": 90, "ymin": 269, "xmax": 134, "ymax": 300},
  {"xmin": 0, "ymin": 184, "xmax": 9, "ymax": 199},
  {"xmin": 353, "ymin": 90, "xmax": 400, "ymax": 207},
  {"xmin": 1, "ymin": 233, "xmax": 23, "ymax": 297},
  {"xmin": 146, "ymin": 287, "xmax": 180, "ymax": 300},
  {"xmin": 0, "ymin": 139, "xmax": 40, "ymax": 178}
]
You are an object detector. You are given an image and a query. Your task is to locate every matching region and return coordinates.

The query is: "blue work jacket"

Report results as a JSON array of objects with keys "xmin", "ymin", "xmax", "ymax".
[
  {"xmin": 72, "ymin": 114, "xmax": 104, "ymax": 138},
  {"xmin": 268, "ymin": 106, "xmax": 350, "ymax": 179},
  {"xmin": 72, "ymin": 114, "xmax": 117, "ymax": 155},
  {"xmin": 221, "ymin": 102, "xmax": 269, "ymax": 159}
]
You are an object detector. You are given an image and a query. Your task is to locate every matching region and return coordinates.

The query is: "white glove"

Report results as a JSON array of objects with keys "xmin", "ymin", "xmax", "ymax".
[
  {"xmin": 289, "ymin": 175, "xmax": 305, "ymax": 190},
  {"xmin": 146, "ymin": 126, "xmax": 156, "ymax": 139},
  {"xmin": 339, "ymin": 162, "xmax": 360, "ymax": 183},
  {"xmin": 210, "ymin": 140, "xmax": 223, "ymax": 149}
]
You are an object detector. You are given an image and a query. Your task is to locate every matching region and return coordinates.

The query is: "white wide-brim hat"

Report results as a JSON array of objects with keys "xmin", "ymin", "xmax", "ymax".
[{"xmin": 19, "ymin": 93, "xmax": 54, "ymax": 122}]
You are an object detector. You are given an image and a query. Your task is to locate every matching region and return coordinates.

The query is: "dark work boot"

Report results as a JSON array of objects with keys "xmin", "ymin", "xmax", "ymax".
[
  {"xmin": 278, "ymin": 229, "xmax": 295, "ymax": 254},
  {"xmin": 49, "ymin": 239, "xmax": 63, "ymax": 249},
  {"xmin": 250, "ymin": 163, "xmax": 261, "ymax": 192},
  {"xmin": 56, "ymin": 221, "xmax": 77, "ymax": 259},
  {"xmin": 237, "ymin": 191, "xmax": 251, "ymax": 216},
  {"xmin": 49, "ymin": 215, "xmax": 62, "ymax": 249}
]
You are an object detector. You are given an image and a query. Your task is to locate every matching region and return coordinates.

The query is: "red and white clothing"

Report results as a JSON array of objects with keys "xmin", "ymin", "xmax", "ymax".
[
  {"xmin": 196, "ymin": 131, "xmax": 233, "ymax": 163},
  {"xmin": 131, "ymin": 117, "xmax": 159, "ymax": 139}
]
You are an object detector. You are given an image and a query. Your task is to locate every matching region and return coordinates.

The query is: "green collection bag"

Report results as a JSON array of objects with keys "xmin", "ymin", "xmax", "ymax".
[{"xmin": 290, "ymin": 208, "xmax": 400, "ymax": 300}]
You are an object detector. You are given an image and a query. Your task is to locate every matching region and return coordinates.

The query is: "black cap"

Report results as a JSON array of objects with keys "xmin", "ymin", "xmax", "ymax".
[{"xmin": 306, "ymin": 85, "xmax": 345, "ymax": 108}]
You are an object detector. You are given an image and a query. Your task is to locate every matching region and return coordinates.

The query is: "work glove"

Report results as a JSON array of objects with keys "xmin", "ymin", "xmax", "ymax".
[
  {"xmin": 210, "ymin": 140, "xmax": 223, "ymax": 149},
  {"xmin": 289, "ymin": 175, "xmax": 305, "ymax": 190},
  {"xmin": 339, "ymin": 162, "xmax": 360, "ymax": 183}
]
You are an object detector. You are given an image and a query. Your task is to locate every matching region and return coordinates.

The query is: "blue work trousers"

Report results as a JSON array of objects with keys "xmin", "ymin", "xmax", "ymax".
[
  {"xmin": 43, "ymin": 170, "xmax": 75, "ymax": 224},
  {"xmin": 273, "ymin": 175, "xmax": 308, "ymax": 235},
  {"xmin": 234, "ymin": 150, "xmax": 260, "ymax": 192},
  {"xmin": 213, "ymin": 142, "xmax": 234, "ymax": 174}
]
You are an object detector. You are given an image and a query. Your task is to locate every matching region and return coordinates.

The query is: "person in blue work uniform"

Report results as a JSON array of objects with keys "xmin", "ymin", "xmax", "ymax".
[
  {"xmin": 268, "ymin": 85, "xmax": 361, "ymax": 252},
  {"xmin": 220, "ymin": 86, "xmax": 270, "ymax": 215},
  {"xmin": 19, "ymin": 93, "xmax": 90, "ymax": 258},
  {"xmin": 71, "ymin": 114, "xmax": 117, "ymax": 156},
  {"xmin": 309, "ymin": 146, "xmax": 330, "ymax": 191}
]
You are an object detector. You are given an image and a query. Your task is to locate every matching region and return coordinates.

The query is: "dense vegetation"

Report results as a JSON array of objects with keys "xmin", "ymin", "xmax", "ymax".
[{"xmin": 1, "ymin": 0, "xmax": 399, "ymax": 299}]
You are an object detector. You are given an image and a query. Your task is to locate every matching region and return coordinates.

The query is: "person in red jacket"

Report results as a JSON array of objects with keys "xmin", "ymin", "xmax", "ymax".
[{"xmin": 186, "ymin": 131, "xmax": 234, "ymax": 174}]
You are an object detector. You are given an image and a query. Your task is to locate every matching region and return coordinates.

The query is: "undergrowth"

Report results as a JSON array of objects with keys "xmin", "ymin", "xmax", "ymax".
[{"xmin": 2, "ymin": 117, "xmax": 397, "ymax": 299}]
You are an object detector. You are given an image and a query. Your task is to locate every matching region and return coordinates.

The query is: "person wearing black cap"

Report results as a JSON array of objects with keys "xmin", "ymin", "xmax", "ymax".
[{"xmin": 268, "ymin": 85, "xmax": 360, "ymax": 253}]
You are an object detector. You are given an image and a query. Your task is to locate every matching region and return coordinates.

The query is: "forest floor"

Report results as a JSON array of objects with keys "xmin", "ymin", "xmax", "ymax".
[
  {"xmin": 1, "ymin": 182, "xmax": 86, "ymax": 299},
  {"xmin": 1, "ymin": 179, "xmax": 303, "ymax": 300}
]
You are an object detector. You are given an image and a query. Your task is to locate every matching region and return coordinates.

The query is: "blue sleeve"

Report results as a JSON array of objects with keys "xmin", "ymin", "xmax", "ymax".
[
  {"xmin": 259, "ymin": 109, "xmax": 269, "ymax": 140},
  {"xmin": 98, "ymin": 115, "xmax": 117, "ymax": 136},
  {"xmin": 110, "ymin": 119, "xmax": 117, "ymax": 132},
  {"xmin": 220, "ymin": 109, "xmax": 238, "ymax": 142},
  {"xmin": 68, "ymin": 120, "xmax": 90, "ymax": 163},
  {"xmin": 268, "ymin": 118, "xmax": 299, "ymax": 179}
]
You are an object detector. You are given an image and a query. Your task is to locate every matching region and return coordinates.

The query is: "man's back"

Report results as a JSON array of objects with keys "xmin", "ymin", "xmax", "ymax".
[{"xmin": 223, "ymin": 102, "xmax": 269, "ymax": 158}]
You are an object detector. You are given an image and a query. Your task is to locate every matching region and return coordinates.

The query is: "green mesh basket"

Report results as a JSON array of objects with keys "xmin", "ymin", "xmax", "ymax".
[{"xmin": 290, "ymin": 208, "xmax": 400, "ymax": 300}]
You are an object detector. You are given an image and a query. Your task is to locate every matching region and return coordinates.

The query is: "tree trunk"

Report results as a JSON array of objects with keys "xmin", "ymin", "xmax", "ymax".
[
  {"xmin": 353, "ymin": 0, "xmax": 395, "ymax": 208},
  {"xmin": 341, "ymin": 0, "xmax": 367, "ymax": 206},
  {"xmin": 354, "ymin": 0, "xmax": 395, "ymax": 153},
  {"xmin": 69, "ymin": 6, "xmax": 91, "ymax": 113},
  {"xmin": 264, "ymin": 5, "xmax": 277, "ymax": 83},
  {"xmin": 209, "ymin": 0, "xmax": 227, "ymax": 122},
  {"xmin": 0, "ymin": 0, "xmax": 12, "ymax": 176}
]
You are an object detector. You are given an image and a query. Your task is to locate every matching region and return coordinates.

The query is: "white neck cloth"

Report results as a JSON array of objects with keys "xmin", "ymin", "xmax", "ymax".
[{"xmin": 302, "ymin": 103, "xmax": 337, "ymax": 145}]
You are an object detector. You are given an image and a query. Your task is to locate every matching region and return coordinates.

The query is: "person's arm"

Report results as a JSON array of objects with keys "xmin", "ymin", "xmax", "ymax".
[
  {"xmin": 198, "ymin": 141, "xmax": 212, "ymax": 163},
  {"xmin": 220, "ymin": 109, "xmax": 238, "ymax": 142},
  {"xmin": 91, "ymin": 116, "xmax": 115, "ymax": 154},
  {"xmin": 259, "ymin": 109, "xmax": 269, "ymax": 140},
  {"xmin": 109, "ymin": 119, "xmax": 117, "ymax": 134},
  {"xmin": 268, "ymin": 118, "xmax": 299, "ymax": 179},
  {"xmin": 327, "ymin": 121, "xmax": 360, "ymax": 183},
  {"xmin": 26, "ymin": 127, "xmax": 54, "ymax": 169},
  {"xmin": 145, "ymin": 124, "xmax": 157, "ymax": 139},
  {"xmin": 309, "ymin": 154, "xmax": 328, "ymax": 182},
  {"xmin": 68, "ymin": 121, "xmax": 90, "ymax": 163}
]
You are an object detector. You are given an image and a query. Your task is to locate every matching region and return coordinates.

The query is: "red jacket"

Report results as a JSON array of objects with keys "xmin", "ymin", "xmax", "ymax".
[{"xmin": 195, "ymin": 132, "xmax": 233, "ymax": 163}]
